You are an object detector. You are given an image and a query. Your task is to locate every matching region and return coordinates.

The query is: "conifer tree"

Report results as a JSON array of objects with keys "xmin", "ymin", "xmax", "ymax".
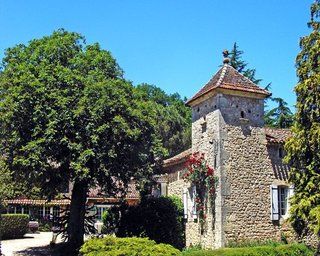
[
  {"xmin": 229, "ymin": 42, "xmax": 262, "ymax": 84},
  {"xmin": 285, "ymin": 1, "xmax": 320, "ymax": 253}
]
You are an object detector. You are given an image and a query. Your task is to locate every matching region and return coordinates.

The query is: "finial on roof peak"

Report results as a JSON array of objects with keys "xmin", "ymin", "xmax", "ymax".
[{"xmin": 222, "ymin": 49, "xmax": 230, "ymax": 64}]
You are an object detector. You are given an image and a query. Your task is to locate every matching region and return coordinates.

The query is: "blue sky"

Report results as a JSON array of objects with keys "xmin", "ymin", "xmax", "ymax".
[{"xmin": 0, "ymin": 0, "xmax": 313, "ymax": 110}]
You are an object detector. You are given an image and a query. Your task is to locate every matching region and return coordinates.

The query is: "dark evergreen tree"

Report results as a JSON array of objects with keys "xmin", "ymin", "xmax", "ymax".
[
  {"xmin": 229, "ymin": 42, "xmax": 262, "ymax": 84},
  {"xmin": 265, "ymin": 97, "xmax": 293, "ymax": 128},
  {"xmin": 285, "ymin": 1, "xmax": 320, "ymax": 254}
]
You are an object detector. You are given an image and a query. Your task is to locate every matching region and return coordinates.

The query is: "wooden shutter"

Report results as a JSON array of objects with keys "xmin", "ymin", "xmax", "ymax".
[
  {"xmin": 190, "ymin": 186, "xmax": 197, "ymax": 220},
  {"xmin": 270, "ymin": 185, "xmax": 279, "ymax": 221},
  {"xmin": 160, "ymin": 183, "xmax": 167, "ymax": 196},
  {"xmin": 183, "ymin": 189, "xmax": 188, "ymax": 219}
]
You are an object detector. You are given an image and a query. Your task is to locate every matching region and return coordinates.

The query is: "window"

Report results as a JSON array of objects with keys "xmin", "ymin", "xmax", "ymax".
[
  {"xmin": 95, "ymin": 205, "xmax": 109, "ymax": 221},
  {"xmin": 271, "ymin": 185, "xmax": 294, "ymax": 220},
  {"xmin": 23, "ymin": 206, "xmax": 30, "ymax": 215},
  {"xmin": 240, "ymin": 111, "xmax": 245, "ymax": 118},
  {"xmin": 15, "ymin": 205, "xmax": 22, "ymax": 214},
  {"xmin": 279, "ymin": 187, "xmax": 288, "ymax": 216},
  {"xmin": 38, "ymin": 207, "xmax": 44, "ymax": 219},
  {"xmin": 53, "ymin": 206, "xmax": 60, "ymax": 217},
  {"xmin": 201, "ymin": 122, "xmax": 207, "ymax": 133},
  {"xmin": 45, "ymin": 207, "xmax": 51, "ymax": 217},
  {"xmin": 8, "ymin": 205, "xmax": 15, "ymax": 214}
]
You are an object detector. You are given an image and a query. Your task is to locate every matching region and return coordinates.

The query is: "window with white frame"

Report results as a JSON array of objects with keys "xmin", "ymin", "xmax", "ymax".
[
  {"xmin": 53, "ymin": 206, "xmax": 60, "ymax": 217},
  {"xmin": 271, "ymin": 185, "xmax": 294, "ymax": 221},
  {"xmin": 95, "ymin": 205, "xmax": 109, "ymax": 221},
  {"xmin": 183, "ymin": 186, "xmax": 197, "ymax": 220}
]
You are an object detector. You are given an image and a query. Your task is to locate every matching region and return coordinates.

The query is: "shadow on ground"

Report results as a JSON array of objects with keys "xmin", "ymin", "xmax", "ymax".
[{"xmin": 15, "ymin": 245, "xmax": 52, "ymax": 256}]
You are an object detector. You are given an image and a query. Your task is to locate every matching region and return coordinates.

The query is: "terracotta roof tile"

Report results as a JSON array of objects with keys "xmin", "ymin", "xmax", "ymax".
[
  {"xmin": 186, "ymin": 64, "xmax": 270, "ymax": 105},
  {"xmin": 88, "ymin": 182, "xmax": 139, "ymax": 199},
  {"xmin": 265, "ymin": 127, "xmax": 291, "ymax": 143},
  {"xmin": 163, "ymin": 148, "xmax": 192, "ymax": 167},
  {"xmin": 5, "ymin": 199, "xmax": 70, "ymax": 206}
]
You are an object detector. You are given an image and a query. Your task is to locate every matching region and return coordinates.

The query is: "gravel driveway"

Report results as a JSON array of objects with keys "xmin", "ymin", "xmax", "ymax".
[{"xmin": 1, "ymin": 232, "xmax": 63, "ymax": 256}]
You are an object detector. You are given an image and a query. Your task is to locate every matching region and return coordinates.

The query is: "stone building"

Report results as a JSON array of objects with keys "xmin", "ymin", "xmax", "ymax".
[{"xmin": 157, "ymin": 54, "xmax": 295, "ymax": 248}]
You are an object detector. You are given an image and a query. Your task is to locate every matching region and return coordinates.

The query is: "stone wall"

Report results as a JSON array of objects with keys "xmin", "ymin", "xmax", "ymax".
[{"xmin": 165, "ymin": 92, "xmax": 305, "ymax": 249}]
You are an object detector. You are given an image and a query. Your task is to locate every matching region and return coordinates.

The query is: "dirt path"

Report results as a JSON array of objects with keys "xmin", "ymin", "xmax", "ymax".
[{"xmin": 1, "ymin": 232, "xmax": 62, "ymax": 256}]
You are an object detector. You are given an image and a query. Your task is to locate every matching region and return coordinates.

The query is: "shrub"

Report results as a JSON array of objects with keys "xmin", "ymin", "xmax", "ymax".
[
  {"xmin": 103, "ymin": 196, "xmax": 185, "ymax": 249},
  {"xmin": 182, "ymin": 243, "xmax": 314, "ymax": 256},
  {"xmin": 80, "ymin": 236, "xmax": 181, "ymax": 256},
  {"xmin": 0, "ymin": 214, "xmax": 29, "ymax": 239}
]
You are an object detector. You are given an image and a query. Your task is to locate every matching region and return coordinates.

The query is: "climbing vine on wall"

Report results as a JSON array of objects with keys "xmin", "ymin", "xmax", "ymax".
[{"xmin": 183, "ymin": 152, "xmax": 218, "ymax": 230}]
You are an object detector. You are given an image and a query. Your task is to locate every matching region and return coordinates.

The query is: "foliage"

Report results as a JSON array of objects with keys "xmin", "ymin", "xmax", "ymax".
[
  {"xmin": 285, "ymin": 1, "xmax": 320, "ymax": 252},
  {"xmin": 103, "ymin": 196, "xmax": 185, "ymax": 249},
  {"xmin": 101, "ymin": 204, "xmax": 122, "ymax": 235},
  {"xmin": 136, "ymin": 84, "xmax": 191, "ymax": 158},
  {"xmin": 183, "ymin": 152, "xmax": 218, "ymax": 230},
  {"xmin": 229, "ymin": 42, "xmax": 262, "ymax": 85},
  {"xmin": 0, "ymin": 214, "xmax": 29, "ymax": 239},
  {"xmin": 265, "ymin": 97, "xmax": 293, "ymax": 128},
  {"xmin": 0, "ymin": 29, "xmax": 164, "ymax": 251},
  {"xmin": 79, "ymin": 236, "xmax": 181, "ymax": 256},
  {"xmin": 182, "ymin": 243, "xmax": 314, "ymax": 256},
  {"xmin": 228, "ymin": 43, "xmax": 293, "ymax": 128}
]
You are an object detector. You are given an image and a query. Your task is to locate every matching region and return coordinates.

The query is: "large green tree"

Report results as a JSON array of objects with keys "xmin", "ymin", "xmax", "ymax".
[
  {"xmin": 285, "ymin": 1, "xmax": 320, "ymax": 254},
  {"xmin": 135, "ymin": 84, "xmax": 191, "ymax": 158},
  {"xmin": 0, "ymin": 30, "xmax": 162, "ymax": 253}
]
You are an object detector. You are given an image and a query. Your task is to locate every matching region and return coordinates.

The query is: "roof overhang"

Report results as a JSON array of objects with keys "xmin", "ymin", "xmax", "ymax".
[{"xmin": 187, "ymin": 87, "xmax": 270, "ymax": 107}]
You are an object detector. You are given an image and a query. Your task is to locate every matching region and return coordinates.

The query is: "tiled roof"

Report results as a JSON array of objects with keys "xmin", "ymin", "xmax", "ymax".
[
  {"xmin": 265, "ymin": 128, "xmax": 291, "ymax": 143},
  {"xmin": 88, "ymin": 182, "xmax": 139, "ymax": 199},
  {"xmin": 186, "ymin": 64, "xmax": 270, "ymax": 105},
  {"xmin": 163, "ymin": 148, "xmax": 192, "ymax": 167},
  {"xmin": 6, "ymin": 183, "xmax": 140, "ymax": 206},
  {"xmin": 5, "ymin": 199, "xmax": 70, "ymax": 206}
]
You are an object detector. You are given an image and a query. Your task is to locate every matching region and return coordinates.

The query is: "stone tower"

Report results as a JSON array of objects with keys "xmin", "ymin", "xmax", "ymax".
[{"xmin": 186, "ymin": 52, "xmax": 276, "ymax": 248}]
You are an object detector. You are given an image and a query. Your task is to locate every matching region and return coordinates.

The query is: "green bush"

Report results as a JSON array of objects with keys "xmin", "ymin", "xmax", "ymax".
[
  {"xmin": 80, "ymin": 236, "xmax": 181, "ymax": 256},
  {"xmin": 0, "ymin": 214, "xmax": 29, "ymax": 239},
  {"xmin": 182, "ymin": 243, "xmax": 314, "ymax": 256},
  {"xmin": 103, "ymin": 196, "xmax": 185, "ymax": 249}
]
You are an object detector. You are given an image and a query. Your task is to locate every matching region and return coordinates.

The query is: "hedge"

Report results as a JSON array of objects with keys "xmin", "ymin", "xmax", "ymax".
[
  {"xmin": 0, "ymin": 214, "xmax": 29, "ymax": 239},
  {"xmin": 80, "ymin": 236, "xmax": 181, "ymax": 256},
  {"xmin": 103, "ymin": 196, "xmax": 185, "ymax": 249},
  {"xmin": 182, "ymin": 243, "xmax": 314, "ymax": 256}
]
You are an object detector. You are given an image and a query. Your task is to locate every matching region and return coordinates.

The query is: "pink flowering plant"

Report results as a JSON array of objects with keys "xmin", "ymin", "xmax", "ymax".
[{"xmin": 183, "ymin": 152, "xmax": 218, "ymax": 229}]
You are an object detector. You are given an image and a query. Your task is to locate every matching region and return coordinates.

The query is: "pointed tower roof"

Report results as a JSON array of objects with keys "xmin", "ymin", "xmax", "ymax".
[{"xmin": 186, "ymin": 51, "xmax": 271, "ymax": 106}]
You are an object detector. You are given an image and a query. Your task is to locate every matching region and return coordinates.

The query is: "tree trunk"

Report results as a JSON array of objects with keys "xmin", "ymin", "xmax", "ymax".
[{"xmin": 67, "ymin": 179, "xmax": 88, "ymax": 254}]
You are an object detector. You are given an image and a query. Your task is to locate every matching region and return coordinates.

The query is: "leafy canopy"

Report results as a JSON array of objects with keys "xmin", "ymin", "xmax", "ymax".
[
  {"xmin": 0, "ymin": 29, "xmax": 162, "ymax": 199},
  {"xmin": 135, "ymin": 84, "xmax": 191, "ymax": 158},
  {"xmin": 285, "ymin": 0, "xmax": 320, "ymax": 242}
]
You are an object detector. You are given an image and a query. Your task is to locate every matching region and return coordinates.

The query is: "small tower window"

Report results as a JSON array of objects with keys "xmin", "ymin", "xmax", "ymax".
[
  {"xmin": 240, "ymin": 111, "xmax": 245, "ymax": 118},
  {"xmin": 201, "ymin": 122, "xmax": 207, "ymax": 133}
]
